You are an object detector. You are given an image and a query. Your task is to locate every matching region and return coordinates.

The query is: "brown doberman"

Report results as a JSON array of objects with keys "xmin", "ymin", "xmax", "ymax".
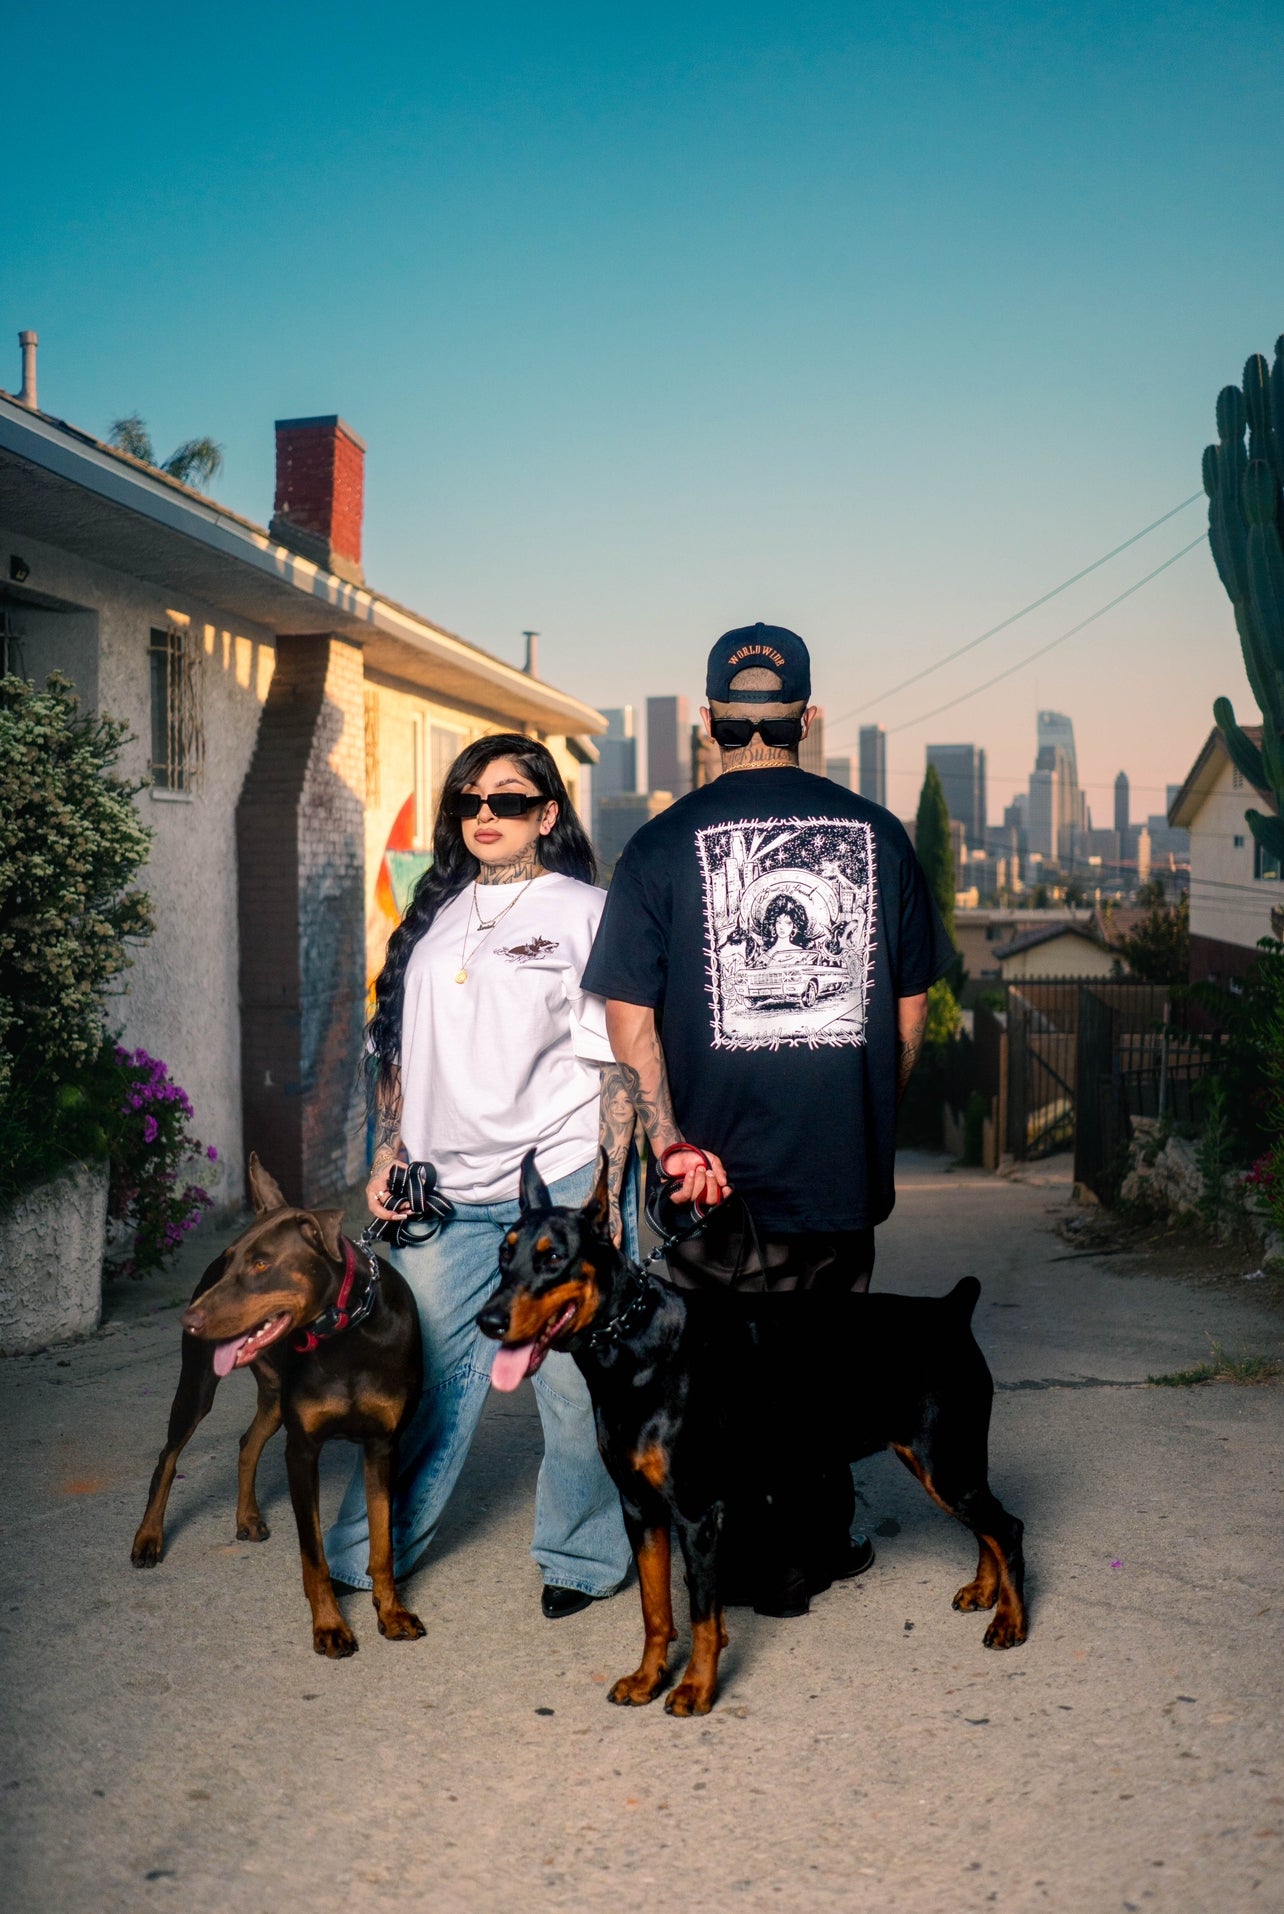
[
  {"xmin": 478, "ymin": 1150, "xmax": 1027, "ymax": 1716},
  {"xmin": 131, "ymin": 1155, "xmax": 425, "ymax": 1658}
]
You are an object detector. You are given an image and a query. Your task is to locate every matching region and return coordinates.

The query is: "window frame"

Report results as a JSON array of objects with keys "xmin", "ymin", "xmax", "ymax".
[{"xmin": 148, "ymin": 624, "xmax": 204, "ymax": 799}]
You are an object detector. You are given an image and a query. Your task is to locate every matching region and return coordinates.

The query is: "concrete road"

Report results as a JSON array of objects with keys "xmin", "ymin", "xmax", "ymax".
[{"xmin": 2, "ymin": 1154, "xmax": 1282, "ymax": 1912}]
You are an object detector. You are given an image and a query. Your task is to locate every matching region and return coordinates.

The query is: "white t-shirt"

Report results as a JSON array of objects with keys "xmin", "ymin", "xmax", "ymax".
[{"xmin": 398, "ymin": 872, "xmax": 614, "ymax": 1205}]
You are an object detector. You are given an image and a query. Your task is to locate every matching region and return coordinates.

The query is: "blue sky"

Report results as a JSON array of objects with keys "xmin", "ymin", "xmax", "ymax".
[{"xmin": 10, "ymin": 1, "xmax": 1284, "ymax": 821}]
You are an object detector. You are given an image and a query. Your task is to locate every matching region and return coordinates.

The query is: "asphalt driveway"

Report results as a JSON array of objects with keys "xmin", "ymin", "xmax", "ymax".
[{"xmin": 1, "ymin": 1153, "xmax": 1281, "ymax": 1912}]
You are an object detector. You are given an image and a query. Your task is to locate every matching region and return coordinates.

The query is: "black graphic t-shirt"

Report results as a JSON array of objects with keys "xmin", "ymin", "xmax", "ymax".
[{"xmin": 582, "ymin": 768, "xmax": 955, "ymax": 1232}]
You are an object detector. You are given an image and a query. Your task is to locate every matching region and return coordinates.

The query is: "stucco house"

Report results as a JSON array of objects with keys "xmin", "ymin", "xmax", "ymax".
[
  {"xmin": 993, "ymin": 920, "xmax": 1123, "ymax": 981},
  {"xmin": 0, "ymin": 347, "xmax": 604, "ymax": 1205},
  {"xmin": 1168, "ymin": 725, "xmax": 1283, "ymax": 984}
]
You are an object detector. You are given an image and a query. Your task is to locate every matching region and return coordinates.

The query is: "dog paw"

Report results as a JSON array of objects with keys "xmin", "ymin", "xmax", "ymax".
[
  {"xmin": 982, "ymin": 1613, "xmax": 1028, "ymax": 1650},
  {"xmin": 313, "ymin": 1624, "xmax": 359, "ymax": 1659},
  {"xmin": 376, "ymin": 1606, "xmax": 426, "ymax": 1642},
  {"xmin": 131, "ymin": 1533, "xmax": 162, "ymax": 1567},
  {"xmin": 664, "ymin": 1681, "xmax": 715, "ymax": 1717},
  {"xmin": 236, "ymin": 1517, "xmax": 271, "ymax": 1543},
  {"xmin": 608, "ymin": 1671, "xmax": 666, "ymax": 1706},
  {"xmin": 953, "ymin": 1580, "xmax": 998, "ymax": 1613}
]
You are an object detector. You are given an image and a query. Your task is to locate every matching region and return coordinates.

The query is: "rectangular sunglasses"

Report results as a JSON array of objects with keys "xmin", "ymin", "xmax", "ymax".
[
  {"xmin": 452, "ymin": 790, "xmax": 547, "ymax": 819},
  {"xmin": 708, "ymin": 715, "xmax": 804, "ymax": 749}
]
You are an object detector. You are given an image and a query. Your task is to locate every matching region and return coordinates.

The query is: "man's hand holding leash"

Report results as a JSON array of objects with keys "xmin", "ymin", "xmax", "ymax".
[{"xmin": 604, "ymin": 1000, "xmax": 730, "ymax": 1210}]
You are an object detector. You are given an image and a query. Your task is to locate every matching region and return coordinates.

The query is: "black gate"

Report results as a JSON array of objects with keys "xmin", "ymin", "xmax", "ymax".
[{"xmin": 1005, "ymin": 983, "xmax": 1078, "ymax": 1159}]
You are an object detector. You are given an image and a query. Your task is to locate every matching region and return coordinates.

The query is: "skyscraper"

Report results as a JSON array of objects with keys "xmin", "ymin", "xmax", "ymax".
[
  {"xmin": 592, "ymin": 707, "xmax": 638, "ymax": 847},
  {"xmin": 645, "ymin": 695, "xmax": 691, "ymax": 799},
  {"xmin": 1114, "ymin": 770, "xmax": 1130, "ymax": 838},
  {"xmin": 595, "ymin": 707, "xmax": 637, "ymax": 800},
  {"xmin": 825, "ymin": 755, "xmax": 855, "ymax": 790},
  {"xmin": 799, "ymin": 706, "xmax": 825, "ymax": 776},
  {"xmin": 927, "ymin": 743, "xmax": 987, "ymax": 849},
  {"xmin": 1027, "ymin": 711, "xmax": 1084, "ymax": 862},
  {"xmin": 858, "ymin": 725, "xmax": 887, "ymax": 807}
]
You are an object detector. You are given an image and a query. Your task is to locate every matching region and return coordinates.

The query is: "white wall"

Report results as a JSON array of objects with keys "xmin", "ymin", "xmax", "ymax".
[
  {"xmin": 1, "ymin": 523, "xmax": 275, "ymax": 1202},
  {"xmin": 1188, "ymin": 756, "xmax": 1281, "ymax": 952}
]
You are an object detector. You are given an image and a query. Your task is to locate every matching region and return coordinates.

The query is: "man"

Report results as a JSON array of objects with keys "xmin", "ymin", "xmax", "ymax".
[{"xmin": 582, "ymin": 622, "xmax": 956, "ymax": 1615}]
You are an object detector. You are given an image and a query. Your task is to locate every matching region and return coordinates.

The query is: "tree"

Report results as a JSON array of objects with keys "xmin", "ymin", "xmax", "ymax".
[
  {"xmin": 1117, "ymin": 879, "xmax": 1190, "ymax": 983},
  {"xmin": 108, "ymin": 415, "xmax": 224, "ymax": 491},
  {"xmin": 914, "ymin": 764, "xmax": 955, "ymax": 946}
]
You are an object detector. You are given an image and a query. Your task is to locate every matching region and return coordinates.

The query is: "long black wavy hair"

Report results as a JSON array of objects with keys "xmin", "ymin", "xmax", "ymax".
[{"xmin": 367, "ymin": 733, "xmax": 596, "ymax": 1111}]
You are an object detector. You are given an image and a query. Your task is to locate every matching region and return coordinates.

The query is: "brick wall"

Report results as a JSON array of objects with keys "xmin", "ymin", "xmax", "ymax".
[
  {"xmin": 271, "ymin": 417, "xmax": 365, "ymax": 585},
  {"xmin": 237, "ymin": 635, "xmax": 367, "ymax": 1204}
]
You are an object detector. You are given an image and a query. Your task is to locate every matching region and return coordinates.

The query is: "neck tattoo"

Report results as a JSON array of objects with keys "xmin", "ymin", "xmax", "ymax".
[
  {"xmin": 718, "ymin": 747, "xmax": 799, "ymax": 774},
  {"xmin": 475, "ymin": 848, "xmax": 543, "ymax": 886}
]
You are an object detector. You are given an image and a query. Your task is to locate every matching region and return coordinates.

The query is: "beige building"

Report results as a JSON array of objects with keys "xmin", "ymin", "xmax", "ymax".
[
  {"xmin": 952, "ymin": 907, "xmax": 1096, "ymax": 984},
  {"xmin": 994, "ymin": 922, "xmax": 1123, "ymax": 981},
  {"xmin": 1169, "ymin": 725, "xmax": 1283, "ymax": 983},
  {"xmin": 0, "ymin": 353, "xmax": 604, "ymax": 1205}
]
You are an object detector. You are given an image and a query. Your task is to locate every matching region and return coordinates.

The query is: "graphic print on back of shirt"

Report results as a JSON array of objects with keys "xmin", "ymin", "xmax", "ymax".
[{"xmin": 695, "ymin": 817, "xmax": 877, "ymax": 1049}]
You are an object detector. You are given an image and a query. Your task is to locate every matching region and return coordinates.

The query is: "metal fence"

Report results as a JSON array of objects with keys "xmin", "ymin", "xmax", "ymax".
[{"xmin": 964, "ymin": 978, "xmax": 1217, "ymax": 1198}]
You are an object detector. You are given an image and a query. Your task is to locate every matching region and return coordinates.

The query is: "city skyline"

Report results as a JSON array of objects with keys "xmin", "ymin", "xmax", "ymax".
[
  {"xmin": 6, "ymin": 3, "xmax": 1277, "ymax": 825},
  {"xmin": 585, "ymin": 684, "xmax": 1190, "ymax": 838}
]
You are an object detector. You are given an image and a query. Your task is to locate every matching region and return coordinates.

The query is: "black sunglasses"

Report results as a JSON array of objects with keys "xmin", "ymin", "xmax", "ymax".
[
  {"xmin": 709, "ymin": 716, "xmax": 804, "ymax": 749},
  {"xmin": 452, "ymin": 790, "xmax": 548, "ymax": 820}
]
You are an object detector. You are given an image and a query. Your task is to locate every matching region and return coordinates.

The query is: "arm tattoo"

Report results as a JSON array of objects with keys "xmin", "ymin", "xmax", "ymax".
[
  {"xmin": 896, "ymin": 1027, "xmax": 924, "ymax": 1105},
  {"xmin": 370, "ymin": 1075, "xmax": 405, "ymax": 1175},
  {"xmin": 616, "ymin": 1021, "xmax": 681, "ymax": 1156},
  {"xmin": 598, "ymin": 1063, "xmax": 638, "ymax": 1239}
]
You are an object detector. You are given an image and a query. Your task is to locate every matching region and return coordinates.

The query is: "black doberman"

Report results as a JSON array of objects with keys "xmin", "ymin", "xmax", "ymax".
[
  {"xmin": 131, "ymin": 1155, "xmax": 425, "ymax": 1658},
  {"xmin": 479, "ymin": 1150, "xmax": 1027, "ymax": 1716}
]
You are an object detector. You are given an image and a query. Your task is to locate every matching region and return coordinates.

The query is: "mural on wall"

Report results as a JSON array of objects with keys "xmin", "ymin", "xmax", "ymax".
[{"xmin": 367, "ymin": 793, "xmax": 433, "ymax": 992}]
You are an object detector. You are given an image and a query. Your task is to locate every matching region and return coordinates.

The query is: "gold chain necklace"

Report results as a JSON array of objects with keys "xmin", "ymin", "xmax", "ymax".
[{"xmin": 454, "ymin": 877, "xmax": 536, "ymax": 984}]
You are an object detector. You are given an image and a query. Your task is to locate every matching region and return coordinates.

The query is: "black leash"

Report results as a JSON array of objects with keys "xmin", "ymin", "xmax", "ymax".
[{"xmin": 587, "ymin": 1146, "xmax": 721, "ymax": 1351}]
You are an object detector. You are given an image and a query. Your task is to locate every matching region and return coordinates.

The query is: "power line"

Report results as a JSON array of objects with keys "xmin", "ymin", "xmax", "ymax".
[
  {"xmin": 826, "ymin": 491, "xmax": 1204, "ymax": 733},
  {"xmin": 882, "ymin": 536, "xmax": 1205, "ymax": 736}
]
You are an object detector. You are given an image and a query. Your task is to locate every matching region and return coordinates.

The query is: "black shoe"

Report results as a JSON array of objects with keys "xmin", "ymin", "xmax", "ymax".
[
  {"xmin": 752, "ymin": 1569, "xmax": 811, "ymax": 1619},
  {"xmin": 822, "ymin": 1534, "xmax": 876, "ymax": 1583},
  {"xmin": 541, "ymin": 1584, "xmax": 602, "ymax": 1619}
]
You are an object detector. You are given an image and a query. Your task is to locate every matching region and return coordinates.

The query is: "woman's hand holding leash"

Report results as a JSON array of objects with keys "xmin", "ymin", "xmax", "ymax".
[{"xmin": 366, "ymin": 1145, "xmax": 408, "ymax": 1224}]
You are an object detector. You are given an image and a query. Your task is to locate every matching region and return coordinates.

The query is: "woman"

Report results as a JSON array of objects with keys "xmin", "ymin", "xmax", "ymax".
[{"xmin": 324, "ymin": 735, "xmax": 638, "ymax": 1616}]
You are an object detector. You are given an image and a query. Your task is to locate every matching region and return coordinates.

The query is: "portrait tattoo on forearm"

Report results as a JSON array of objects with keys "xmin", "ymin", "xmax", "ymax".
[{"xmin": 616, "ymin": 1022, "xmax": 681, "ymax": 1155}]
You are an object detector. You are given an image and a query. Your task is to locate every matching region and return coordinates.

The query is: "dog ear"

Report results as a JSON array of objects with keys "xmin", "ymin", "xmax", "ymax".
[
  {"xmin": 247, "ymin": 1153, "xmax": 288, "ymax": 1214},
  {"xmin": 519, "ymin": 1149, "xmax": 551, "ymax": 1213},
  {"xmin": 581, "ymin": 1147, "xmax": 610, "ymax": 1234},
  {"xmin": 301, "ymin": 1209, "xmax": 345, "ymax": 1264}
]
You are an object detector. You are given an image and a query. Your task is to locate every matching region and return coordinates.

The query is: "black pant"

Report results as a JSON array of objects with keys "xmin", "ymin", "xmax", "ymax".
[{"xmin": 663, "ymin": 1218, "xmax": 876, "ymax": 1602}]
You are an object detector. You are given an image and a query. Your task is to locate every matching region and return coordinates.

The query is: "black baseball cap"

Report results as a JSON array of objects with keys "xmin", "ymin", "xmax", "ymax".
[{"xmin": 705, "ymin": 622, "xmax": 812, "ymax": 705}]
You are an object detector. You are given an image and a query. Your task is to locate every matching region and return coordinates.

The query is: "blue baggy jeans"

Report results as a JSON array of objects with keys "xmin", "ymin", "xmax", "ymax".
[{"xmin": 323, "ymin": 1159, "xmax": 634, "ymax": 1596}]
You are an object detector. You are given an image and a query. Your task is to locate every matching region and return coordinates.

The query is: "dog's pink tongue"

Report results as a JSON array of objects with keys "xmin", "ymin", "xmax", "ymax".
[
  {"xmin": 213, "ymin": 1334, "xmax": 252, "ymax": 1379},
  {"xmin": 490, "ymin": 1342, "xmax": 535, "ymax": 1392}
]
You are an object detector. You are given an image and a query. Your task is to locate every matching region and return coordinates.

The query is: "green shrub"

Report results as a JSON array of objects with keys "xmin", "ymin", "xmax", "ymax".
[{"xmin": 0, "ymin": 674, "xmax": 152, "ymax": 1201}]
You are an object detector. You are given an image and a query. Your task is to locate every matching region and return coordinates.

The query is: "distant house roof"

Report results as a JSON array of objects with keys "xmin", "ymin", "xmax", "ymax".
[
  {"xmin": 0, "ymin": 389, "xmax": 605, "ymax": 739},
  {"xmin": 994, "ymin": 921, "xmax": 1113, "ymax": 962},
  {"xmin": 1168, "ymin": 725, "xmax": 1274, "ymax": 830}
]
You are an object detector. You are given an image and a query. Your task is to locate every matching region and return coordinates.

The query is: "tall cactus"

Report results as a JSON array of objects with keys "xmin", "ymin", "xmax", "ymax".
[{"xmin": 1205, "ymin": 337, "xmax": 1284, "ymax": 864}]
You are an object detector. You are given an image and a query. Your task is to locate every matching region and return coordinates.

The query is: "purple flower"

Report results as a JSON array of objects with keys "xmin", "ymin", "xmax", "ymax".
[
  {"xmin": 206, "ymin": 1145, "xmax": 218, "ymax": 1162},
  {"xmin": 142, "ymin": 1116, "xmax": 158, "ymax": 1144}
]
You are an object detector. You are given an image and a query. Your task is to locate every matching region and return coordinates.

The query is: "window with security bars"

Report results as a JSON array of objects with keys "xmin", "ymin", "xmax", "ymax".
[{"xmin": 149, "ymin": 626, "xmax": 204, "ymax": 794}]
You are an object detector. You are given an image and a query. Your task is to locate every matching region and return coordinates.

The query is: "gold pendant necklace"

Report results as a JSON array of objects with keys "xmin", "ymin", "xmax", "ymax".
[{"xmin": 455, "ymin": 876, "xmax": 536, "ymax": 983}]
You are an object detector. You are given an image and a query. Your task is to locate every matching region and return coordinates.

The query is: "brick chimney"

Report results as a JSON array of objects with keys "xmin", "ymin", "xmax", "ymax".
[{"xmin": 270, "ymin": 415, "xmax": 365, "ymax": 585}]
